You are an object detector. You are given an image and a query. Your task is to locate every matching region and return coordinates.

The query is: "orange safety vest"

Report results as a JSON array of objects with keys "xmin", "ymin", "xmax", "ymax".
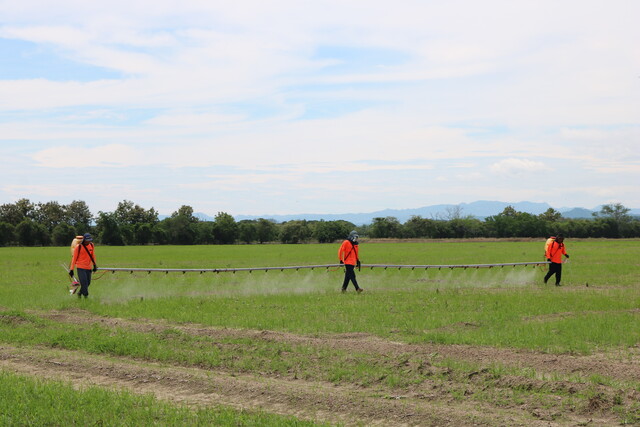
[
  {"xmin": 338, "ymin": 240, "xmax": 359, "ymax": 265},
  {"xmin": 70, "ymin": 243, "xmax": 96, "ymax": 270},
  {"xmin": 545, "ymin": 240, "xmax": 566, "ymax": 263}
]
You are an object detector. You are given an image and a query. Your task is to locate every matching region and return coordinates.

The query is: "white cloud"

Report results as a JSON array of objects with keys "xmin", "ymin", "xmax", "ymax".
[
  {"xmin": 1, "ymin": 1, "xmax": 639, "ymax": 213},
  {"xmin": 1, "ymin": 183, "xmax": 158, "ymax": 203},
  {"xmin": 32, "ymin": 144, "xmax": 145, "ymax": 168},
  {"xmin": 489, "ymin": 158, "xmax": 549, "ymax": 175},
  {"xmin": 144, "ymin": 112, "xmax": 247, "ymax": 127}
]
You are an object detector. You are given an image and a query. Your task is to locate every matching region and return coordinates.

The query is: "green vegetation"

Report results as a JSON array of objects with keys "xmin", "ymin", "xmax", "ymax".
[
  {"xmin": 1, "ymin": 240, "xmax": 639, "ymax": 425},
  {"xmin": 0, "ymin": 370, "xmax": 322, "ymax": 426},
  {"xmin": 1, "ymin": 240, "xmax": 639, "ymax": 353},
  {"xmin": 1, "ymin": 198, "xmax": 639, "ymax": 247}
]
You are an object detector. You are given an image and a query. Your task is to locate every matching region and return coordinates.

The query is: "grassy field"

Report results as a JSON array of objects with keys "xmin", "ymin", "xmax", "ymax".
[
  {"xmin": 1, "ymin": 239, "xmax": 639, "ymax": 425},
  {"xmin": 0, "ymin": 370, "xmax": 322, "ymax": 426}
]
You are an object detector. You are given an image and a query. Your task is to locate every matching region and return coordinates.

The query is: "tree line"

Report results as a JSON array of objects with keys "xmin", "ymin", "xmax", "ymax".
[{"xmin": 0, "ymin": 199, "xmax": 638, "ymax": 247}]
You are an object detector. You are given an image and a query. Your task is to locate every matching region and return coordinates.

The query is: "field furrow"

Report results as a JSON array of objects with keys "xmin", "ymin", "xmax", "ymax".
[{"xmin": 3, "ymin": 308, "xmax": 639, "ymax": 425}]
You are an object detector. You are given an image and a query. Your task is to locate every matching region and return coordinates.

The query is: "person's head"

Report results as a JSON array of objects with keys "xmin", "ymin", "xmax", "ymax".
[
  {"xmin": 555, "ymin": 233, "xmax": 564, "ymax": 243},
  {"xmin": 82, "ymin": 233, "xmax": 93, "ymax": 244},
  {"xmin": 348, "ymin": 230, "xmax": 359, "ymax": 244}
]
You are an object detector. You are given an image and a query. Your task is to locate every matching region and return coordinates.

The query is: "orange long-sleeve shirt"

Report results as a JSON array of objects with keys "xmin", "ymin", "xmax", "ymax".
[
  {"xmin": 545, "ymin": 240, "xmax": 567, "ymax": 263},
  {"xmin": 338, "ymin": 240, "xmax": 359, "ymax": 265},
  {"xmin": 70, "ymin": 243, "xmax": 96, "ymax": 270}
]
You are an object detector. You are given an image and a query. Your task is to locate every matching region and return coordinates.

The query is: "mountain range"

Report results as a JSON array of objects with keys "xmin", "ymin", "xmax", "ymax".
[{"xmin": 196, "ymin": 201, "xmax": 639, "ymax": 225}]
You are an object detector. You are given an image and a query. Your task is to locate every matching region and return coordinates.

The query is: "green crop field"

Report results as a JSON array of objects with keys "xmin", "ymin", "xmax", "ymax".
[{"xmin": 1, "ymin": 239, "xmax": 639, "ymax": 425}]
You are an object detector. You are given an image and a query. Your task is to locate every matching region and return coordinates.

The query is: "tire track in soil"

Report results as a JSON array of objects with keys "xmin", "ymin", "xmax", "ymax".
[
  {"xmin": 1, "ymin": 345, "xmax": 545, "ymax": 427},
  {"xmin": 3, "ymin": 308, "xmax": 637, "ymax": 425},
  {"xmin": 43, "ymin": 308, "xmax": 640, "ymax": 383}
]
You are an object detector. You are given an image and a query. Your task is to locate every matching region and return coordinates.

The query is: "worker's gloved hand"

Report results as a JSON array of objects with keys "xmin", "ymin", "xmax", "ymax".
[
  {"xmin": 565, "ymin": 254, "xmax": 570, "ymax": 259},
  {"xmin": 93, "ymin": 265, "xmax": 98, "ymax": 272},
  {"xmin": 339, "ymin": 260, "xmax": 344, "ymax": 264},
  {"xmin": 356, "ymin": 260, "xmax": 361, "ymax": 269},
  {"xmin": 547, "ymin": 258, "xmax": 551, "ymax": 262},
  {"xmin": 68, "ymin": 270, "xmax": 74, "ymax": 277}
]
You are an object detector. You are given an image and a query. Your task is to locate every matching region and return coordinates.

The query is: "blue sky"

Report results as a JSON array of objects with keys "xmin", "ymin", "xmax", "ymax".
[{"xmin": 1, "ymin": 1, "xmax": 638, "ymax": 217}]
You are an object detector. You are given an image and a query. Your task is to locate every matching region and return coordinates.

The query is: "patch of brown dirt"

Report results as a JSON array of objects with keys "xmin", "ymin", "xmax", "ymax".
[
  {"xmin": 4, "ymin": 308, "xmax": 637, "ymax": 426},
  {"xmin": 41, "ymin": 308, "xmax": 640, "ymax": 383},
  {"xmin": 0, "ymin": 313, "xmax": 31, "ymax": 325},
  {"xmin": 1, "ymin": 344, "xmax": 553, "ymax": 427},
  {"xmin": 523, "ymin": 308, "xmax": 640, "ymax": 323}
]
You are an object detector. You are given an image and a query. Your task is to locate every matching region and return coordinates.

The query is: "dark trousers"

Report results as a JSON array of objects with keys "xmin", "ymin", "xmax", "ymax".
[
  {"xmin": 544, "ymin": 262, "xmax": 562, "ymax": 285},
  {"xmin": 77, "ymin": 268, "xmax": 92, "ymax": 297},
  {"xmin": 342, "ymin": 264, "xmax": 360, "ymax": 291}
]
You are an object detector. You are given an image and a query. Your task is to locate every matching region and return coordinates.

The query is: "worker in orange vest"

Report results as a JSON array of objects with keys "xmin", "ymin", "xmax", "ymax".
[
  {"xmin": 338, "ymin": 231, "xmax": 363, "ymax": 293},
  {"xmin": 543, "ymin": 234, "xmax": 569, "ymax": 286},
  {"xmin": 69, "ymin": 233, "xmax": 98, "ymax": 298}
]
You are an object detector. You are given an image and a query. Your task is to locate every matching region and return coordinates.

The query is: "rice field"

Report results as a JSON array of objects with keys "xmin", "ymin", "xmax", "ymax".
[{"xmin": 1, "ymin": 239, "xmax": 639, "ymax": 425}]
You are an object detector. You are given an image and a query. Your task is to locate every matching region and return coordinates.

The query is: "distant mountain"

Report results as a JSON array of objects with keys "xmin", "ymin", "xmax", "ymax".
[
  {"xmin": 194, "ymin": 212, "xmax": 215, "ymax": 222},
  {"xmin": 158, "ymin": 212, "xmax": 215, "ymax": 221},
  {"xmin": 460, "ymin": 201, "xmax": 552, "ymax": 217},
  {"xmin": 158, "ymin": 202, "xmax": 637, "ymax": 225},
  {"xmin": 559, "ymin": 207, "xmax": 595, "ymax": 219},
  {"xmin": 233, "ymin": 201, "xmax": 608, "ymax": 225}
]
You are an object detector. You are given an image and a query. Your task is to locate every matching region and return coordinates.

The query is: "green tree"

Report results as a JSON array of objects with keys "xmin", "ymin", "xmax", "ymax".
[
  {"xmin": 114, "ymin": 200, "xmax": 159, "ymax": 226},
  {"xmin": 118, "ymin": 224, "xmax": 133, "ymax": 245},
  {"xmin": 539, "ymin": 208, "xmax": 562, "ymax": 222},
  {"xmin": 134, "ymin": 223, "xmax": 154, "ymax": 245},
  {"xmin": 96, "ymin": 212, "xmax": 124, "ymax": 245},
  {"xmin": 64, "ymin": 200, "xmax": 93, "ymax": 231},
  {"xmin": 371, "ymin": 217, "xmax": 402, "ymax": 238},
  {"xmin": 15, "ymin": 220, "xmax": 49, "ymax": 246},
  {"xmin": 313, "ymin": 220, "xmax": 352, "ymax": 243},
  {"xmin": 485, "ymin": 206, "xmax": 519, "ymax": 237},
  {"xmin": 0, "ymin": 199, "xmax": 35, "ymax": 225},
  {"xmin": 159, "ymin": 206, "xmax": 198, "ymax": 244},
  {"xmin": 255, "ymin": 218, "xmax": 278, "ymax": 243},
  {"xmin": 213, "ymin": 212, "xmax": 238, "ymax": 244},
  {"xmin": 34, "ymin": 201, "xmax": 66, "ymax": 232},
  {"xmin": 279, "ymin": 220, "xmax": 311, "ymax": 244},
  {"xmin": 237, "ymin": 221, "xmax": 257, "ymax": 244},
  {"xmin": 403, "ymin": 216, "xmax": 436, "ymax": 238},
  {"xmin": 0, "ymin": 222, "xmax": 15, "ymax": 246},
  {"xmin": 51, "ymin": 223, "xmax": 77, "ymax": 246},
  {"xmin": 449, "ymin": 217, "xmax": 486, "ymax": 238},
  {"xmin": 591, "ymin": 203, "xmax": 632, "ymax": 238},
  {"xmin": 593, "ymin": 203, "xmax": 631, "ymax": 222},
  {"xmin": 153, "ymin": 227, "xmax": 168, "ymax": 245},
  {"xmin": 172, "ymin": 205, "xmax": 198, "ymax": 222},
  {"xmin": 194, "ymin": 221, "xmax": 216, "ymax": 244}
]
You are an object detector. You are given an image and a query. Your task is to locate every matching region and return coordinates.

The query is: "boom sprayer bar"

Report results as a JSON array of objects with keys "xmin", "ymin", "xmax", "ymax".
[{"xmin": 96, "ymin": 261, "xmax": 549, "ymax": 275}]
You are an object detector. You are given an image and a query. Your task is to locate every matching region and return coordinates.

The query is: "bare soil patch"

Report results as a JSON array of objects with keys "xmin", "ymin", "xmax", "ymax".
[
  {"xmin": 42, "ymin": 308, "xmax": 640, "ymax": 383},
  {"xmin": 1, "ymin": 344, "xmax": 548, "ymax": 426},
  {"xmin": 2, "ymin": 308, "xmax": 638, "ymax": 426}
]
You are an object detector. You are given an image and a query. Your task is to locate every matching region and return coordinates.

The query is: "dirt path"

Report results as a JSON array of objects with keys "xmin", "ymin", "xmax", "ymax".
[
  {"xmin": 1, "ymin": 344, "xmax": 552, "ymax": 427},
  {"xmin": 42, "ymin": 308, "xmax": 640, "ymax": 383},
  {"xmin": 2, "ymin": 308, "xmax": 638, "ymax": 426}
]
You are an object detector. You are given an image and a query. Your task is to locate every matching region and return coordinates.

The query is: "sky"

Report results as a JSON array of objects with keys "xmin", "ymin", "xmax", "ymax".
[{"xmin": 1, "ymin": 1, "xmax": 639, "ymax": 218}]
